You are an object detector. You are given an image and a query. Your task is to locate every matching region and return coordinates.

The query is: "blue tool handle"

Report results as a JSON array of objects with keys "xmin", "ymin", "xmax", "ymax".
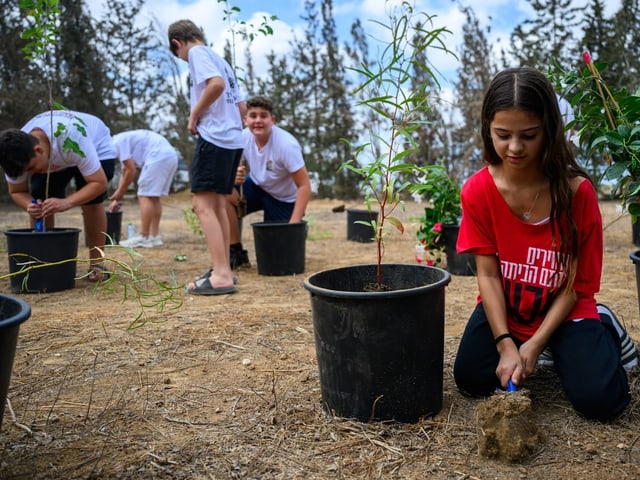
[
  {"xmin": 32, "ymin": 199, "xmax": 43, "ymax": 232},
  {"xmin": 507, "ymin": 379, "xmax": 517, "ymax": 392}
]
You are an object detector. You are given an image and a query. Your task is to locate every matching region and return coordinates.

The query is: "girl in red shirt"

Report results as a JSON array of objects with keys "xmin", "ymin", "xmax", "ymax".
[{"xmin": 453, "ymin": 67, "xmax": 635, "ymax": 421}]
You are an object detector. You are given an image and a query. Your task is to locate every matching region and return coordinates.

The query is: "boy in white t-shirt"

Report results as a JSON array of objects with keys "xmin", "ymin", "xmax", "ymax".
[
  {"xmin": 225, "ymin": 96, "xmax": 312, "ymax": 269},
  {"xmin": 0, "ymin": 110, "xmax": 116, "ymax": 282},
  {"xmin": 168, "ymin": 19, "xmax": 245, "ymax": 295},
  {"xmin": 108, "ymin": 129, "xmax": 179, "ymax": 248}
]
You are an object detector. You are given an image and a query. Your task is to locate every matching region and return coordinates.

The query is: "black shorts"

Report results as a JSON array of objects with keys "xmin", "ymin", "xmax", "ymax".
[
  {"xmin": 190, "ymin": 137, "xmax": 242, "ymax": 194},
  {"xmin": 29, "ymin": 158, "xmax": 115, "ymax": 205}
]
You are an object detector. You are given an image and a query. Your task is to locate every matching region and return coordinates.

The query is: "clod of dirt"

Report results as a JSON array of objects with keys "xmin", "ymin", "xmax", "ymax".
[{"xmin": 476, "ymin": 389, "xmax": 542, "ymax": 462}]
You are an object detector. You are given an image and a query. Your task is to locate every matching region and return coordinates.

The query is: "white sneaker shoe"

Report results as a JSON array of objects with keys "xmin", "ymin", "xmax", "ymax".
[
  {"xmin": 536, "ymin": 305, "xmax": 639, "ymax": 372},
  {"xmin": 597, "ymin": 304, "xmax": 639, "ymax": 372},
  {"xmin": 537, "ymin": 347, "xmax": 554, "ymax": 368},
  {"xmin": 120, "ymin": 234, "xmax": 153, "ymax": 248},
  {"xmin": 149, "ymin": 235, "xmax": 163, "ymax": 247}
]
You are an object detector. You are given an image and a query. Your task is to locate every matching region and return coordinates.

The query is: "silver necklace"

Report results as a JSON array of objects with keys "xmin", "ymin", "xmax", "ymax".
[{"xmin": 522, "ymin": 187, "xmax": 541, "ymax": 221}]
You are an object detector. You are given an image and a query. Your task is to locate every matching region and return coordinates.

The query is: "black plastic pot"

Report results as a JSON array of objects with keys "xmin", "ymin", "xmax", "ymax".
[
  {"xmin": 4, "ymin": 228, "xmax": 81, "ymax": 293},
  {"xmin": 252, "ymin": 221, "xmax": 307, "ymax": 276},
  {"xmin": 106, "ymin": 211, "xmax": 122, "ymax": 245},
  {"xmin": 441, "ymin": 224, "xmax": 476, "ymax": 276},
  {"xmin": 632, "ymin": 219, "xmax": 640, "ymax": 247},
  {"xmin": 0, "ymin": 293, "xmax": 31, "ymax": 428},
  {"xmin": 304, "ymin": 263, "xmax": 451, "ymax": 423},
  {"xmin": 347, "ymin": 208, "xmax": 378, "ymax": 243},
  {"xmin": 630, "ymin": 250, "xmax": 640, "ymax": 315}
]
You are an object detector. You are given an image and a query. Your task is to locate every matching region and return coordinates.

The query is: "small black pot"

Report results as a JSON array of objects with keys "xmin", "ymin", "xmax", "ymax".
[
  {"xmin": 106, "ymin": 211, "xmax": 122, "ymax": 245},
  {"xmin": 346, "ymin": 208, "xmax": 378, "ymax": 243},
  {"xmin": 252, "ymin": 221, "xmax": 307, "ymax": 276},
  {"xmin": 0, "ymin": 293, "xmax": 31, "ymax": 428},
  {"xmin": 630, "ymin": 250, "xmax": 640, "ymax": 315},
  {"xmin": 441, "ymin": 224, "xmax": 476, "ymax": 276}
]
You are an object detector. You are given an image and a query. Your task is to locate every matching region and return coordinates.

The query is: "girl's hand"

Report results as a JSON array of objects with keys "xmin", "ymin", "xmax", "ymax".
[
  {"xmin": 518, "ymin": 339, "xmax": 544, "ymax": 378},
  {"xmin": 495, "ymin": 340, "xmax": 524, "ymax": 388}
]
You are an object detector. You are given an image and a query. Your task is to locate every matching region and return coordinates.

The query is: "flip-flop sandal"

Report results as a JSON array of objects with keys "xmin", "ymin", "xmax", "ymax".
[
  {"xmin": 195, "ymin": 268, "xmax": 237, "ymax": 284},
  {"xmin": 185, "ymin": 276, "xmax": 237, "ymax": 296},
  {"xmin": 87, "ymin": 265, "xmax": 112, "ymax": 283}
]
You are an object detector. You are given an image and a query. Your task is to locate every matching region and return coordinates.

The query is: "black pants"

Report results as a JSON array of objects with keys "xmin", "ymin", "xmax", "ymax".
[{"xmin": 453, "ymin": 303, "xmax": 631, "ymax": 421}]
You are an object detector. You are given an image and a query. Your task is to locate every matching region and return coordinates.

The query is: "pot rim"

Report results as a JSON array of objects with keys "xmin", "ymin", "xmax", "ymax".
[
  {"xmin": 303, "ymin": 262, "xmax": 451, "ymax": 299},
  {"xmin": 0, "ymin": 293, "xmax": 31, "ymax": 328}
]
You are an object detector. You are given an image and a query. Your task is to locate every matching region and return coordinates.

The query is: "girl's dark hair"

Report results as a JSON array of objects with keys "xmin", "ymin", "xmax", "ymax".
[{"xmin": 481, "ymin": 67, "xmax": 591, "ymax": 291}]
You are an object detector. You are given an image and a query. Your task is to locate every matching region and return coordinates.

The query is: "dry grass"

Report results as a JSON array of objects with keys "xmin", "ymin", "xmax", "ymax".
[{"xmin": 1, "ymin": 194, "xmax": 640, "ymax": 479}]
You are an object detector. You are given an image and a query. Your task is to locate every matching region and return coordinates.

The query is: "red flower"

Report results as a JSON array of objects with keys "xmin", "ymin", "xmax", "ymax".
[
  {"xmin": 433, "ymin": 222, "xmax": 442, "ymax": 233},
  {"xmin": 582, "ymin": 51, "xmax": 592, "ymax": 64}
]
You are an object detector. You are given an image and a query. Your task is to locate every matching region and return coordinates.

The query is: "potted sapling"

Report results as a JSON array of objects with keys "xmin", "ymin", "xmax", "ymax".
[{"xmin": 303, "ymin": 1, "xmax": 455, "ymax": 423}]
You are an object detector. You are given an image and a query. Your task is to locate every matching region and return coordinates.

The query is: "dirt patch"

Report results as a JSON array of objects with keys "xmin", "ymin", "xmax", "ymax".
[
  {"xmin": 1, "ymin": 193, "xmax": 640, "ymax": 479},
  {"xmin": 476, "ymin": 389, "xmax": 540, "ymax": 462}
]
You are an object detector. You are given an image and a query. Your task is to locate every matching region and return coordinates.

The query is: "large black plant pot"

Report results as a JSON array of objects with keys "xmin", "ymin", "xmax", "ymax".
[
  {"xmin": 4, "ymin": 228, "xmax": 81, "ymax": 293},
  {"xmin": 0, "ymin": 293, "xmax": 31, "ymax": 428},
  {"xmin": 304, "ymin": 263, "xmax": 451, "ymax": 423}
]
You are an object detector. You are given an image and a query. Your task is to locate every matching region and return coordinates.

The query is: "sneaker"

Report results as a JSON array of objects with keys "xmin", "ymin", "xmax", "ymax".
[
  {"xmin": 149, "ymin": 235, "xmax": 163, "ymax": 247},
  {"xmin": 537, "ymin": 347, "xmax": 554, "ymax": 368},
  {"xmin": 120, "ymin": 234, "xmax": 154, "ymax": 248},
  {"xmin": 230, "ymin": 248, "xmax": 250, "ymax": 269},
  {"xmin": 597, "ymin": 303, "xmax": 639, "ymax": 372}
]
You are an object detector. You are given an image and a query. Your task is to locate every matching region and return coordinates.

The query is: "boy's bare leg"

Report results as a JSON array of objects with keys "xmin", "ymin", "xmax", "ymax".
[
  {"xmin": 189, "ymin": 191, "xmax": 234, "ymax": 289},
  {"xmin": 81, "ymin": 203, "xmax": 107, "ymax": 267},
  {"xmin": 138, "ymin": 195, "xmax": 162, "ymax": 237}
]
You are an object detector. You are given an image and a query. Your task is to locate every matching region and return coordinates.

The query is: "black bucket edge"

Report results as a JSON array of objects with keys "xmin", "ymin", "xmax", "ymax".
[{"xmin": 304, "ymin": 263, "xmax": 451, "ymax": 299}]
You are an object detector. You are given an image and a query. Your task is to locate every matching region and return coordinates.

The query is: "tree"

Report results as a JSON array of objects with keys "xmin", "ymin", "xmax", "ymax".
[
  {"xmin": 95, "ymin": 0, "xmax": 171, "ymax": 131},
  {"xmin": 257, "ymin": 0, "xmax": 356, "ymax": 198},
  {"xmin": 0, "ymin": 0, "xmax": 48, "ymax": 129},
  {"xmin": 53, "ymin": 0, "xmax": 109, "ymax": 118},
  {"xmin": 509, "ymin": 0, "xmax": 580, "ymax": 71},
  {"xmin": 605, "ymin": 0, "xmax": 640, "ymax": 93},
  {"xmin": 452, "ymin": 6, "xmax": 495, "ymax": 181}
]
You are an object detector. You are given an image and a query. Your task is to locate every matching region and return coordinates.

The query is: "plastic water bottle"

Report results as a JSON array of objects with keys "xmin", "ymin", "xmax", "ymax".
[
  {"xmin": 127, "ymin": 223, "xmax": 135, "ymax": 239},
  {"xmin": 32, "ymin": 198, "xmax": 43, "ymax": 232}
]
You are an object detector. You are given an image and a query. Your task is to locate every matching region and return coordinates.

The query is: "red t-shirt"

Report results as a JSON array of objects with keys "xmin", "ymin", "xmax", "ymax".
[{"xmin": 457, "ymin": 167, "xmax": 602, "ymax": 341}]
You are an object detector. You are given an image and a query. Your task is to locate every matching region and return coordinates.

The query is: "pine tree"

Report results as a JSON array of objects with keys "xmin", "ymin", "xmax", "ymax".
[
  {"xmin": 54, "ymin": 0, "xmax": 109, "ymax": 118},
  {"xmin": 509, "ymin": 0, "xmax": 580, "ymax": 71},
  {"xmin": 452, "ymin": 6, "xmax": 496, "ymax": 180},
  {"xmin": 95, "ymin": 0, "xmax": 171, "ymax": 131}
]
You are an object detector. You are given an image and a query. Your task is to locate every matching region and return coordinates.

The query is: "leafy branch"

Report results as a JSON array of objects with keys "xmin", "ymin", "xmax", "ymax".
[
  {"xmin": 3, "ymin": 245, "xmax": 184, "ymax": 330},
  {"xmin": 339, "ymin": 1, "xmax": 455, "ymax": 286}
]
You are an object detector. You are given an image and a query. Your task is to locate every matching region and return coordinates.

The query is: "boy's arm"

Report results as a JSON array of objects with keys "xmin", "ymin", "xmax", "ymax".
[
  {"xmin": 289, "ymin": 167, "xmax": 312, "ymax": 223},
  {"xmin": 109, "ymin": 159, "xmax": 136, "ymax": 202},
  {"xmin": 188, "ymin": 76, "xmax": 224, "ymax": 135},
  {"xmin": 41, "ymin": 168, "xmax": 108, "ymax": 216},
  {"xmin": 8, "ymin": 181, "xmax": 34, "ymax": 211}
]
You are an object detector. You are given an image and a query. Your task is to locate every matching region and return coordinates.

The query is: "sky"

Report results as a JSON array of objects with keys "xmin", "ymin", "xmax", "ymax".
[{"xmin": 83, "ymin": 0, "xmax": 622, "ymax": 101}]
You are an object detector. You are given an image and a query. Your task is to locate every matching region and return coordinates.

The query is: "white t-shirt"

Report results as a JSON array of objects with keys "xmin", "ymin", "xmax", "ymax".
[
  {"xmin": 244, "ymin": 125, "xmax": 305, "ymax": 203},
  {"xmin": 6, "ymin": 110, "xmax": 115, "ymax": 184},
  {"xmin": 556, "ymin": 94, "xmax": 575, "ymax": 142},
  {"xmin": 113, "ymin": 130, "xmax": 176, "ymax": 168},
  {"xmin": 188, "ymin": 45, "xmax": 243, "ymax": 149}
]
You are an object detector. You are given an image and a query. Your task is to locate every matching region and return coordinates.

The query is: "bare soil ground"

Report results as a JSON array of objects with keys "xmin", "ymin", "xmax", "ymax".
[{"xmin": 1, "ymin": 192, "xmax": 640, "ymax": 479}]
